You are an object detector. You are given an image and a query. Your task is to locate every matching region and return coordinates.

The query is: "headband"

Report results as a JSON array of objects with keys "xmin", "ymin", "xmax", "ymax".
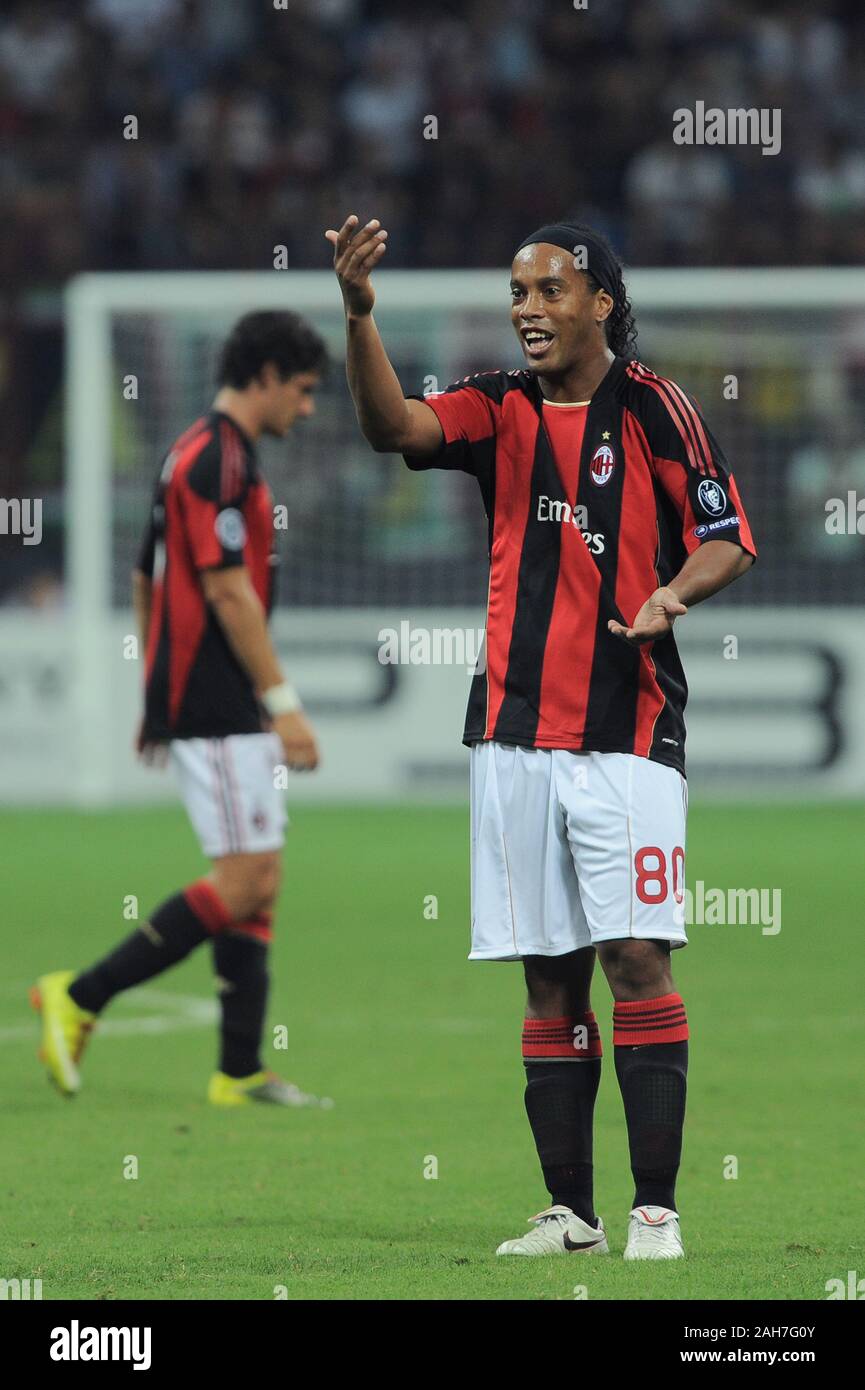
[{"xmin": 515, "ymin": 223, "xmax": 621, "ymax": 303}]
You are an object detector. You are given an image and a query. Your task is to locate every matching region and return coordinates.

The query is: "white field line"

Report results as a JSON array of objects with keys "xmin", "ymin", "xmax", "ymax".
[{"xmin": 0, "ymin": 987, "xmax": 217, "ymax": 1044}]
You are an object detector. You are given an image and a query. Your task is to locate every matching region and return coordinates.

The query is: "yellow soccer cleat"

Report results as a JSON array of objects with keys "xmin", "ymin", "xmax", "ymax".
[
  {"xmin": 207, "ymin": 1070, "xmax": 333, "ymax": 1109},
  {"xmin": 29, "ymin": 970, "xmax": 96, "ymax": 1097}
]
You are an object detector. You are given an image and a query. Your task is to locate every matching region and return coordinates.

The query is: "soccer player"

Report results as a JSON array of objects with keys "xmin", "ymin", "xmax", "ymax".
[
  {"xmin": 33, "ymin": 311, "xmax": 332, "ymax": 1109},
  {"xmin": 325, "ymin": 215, "xmax": 756, "ymax": 1258}
]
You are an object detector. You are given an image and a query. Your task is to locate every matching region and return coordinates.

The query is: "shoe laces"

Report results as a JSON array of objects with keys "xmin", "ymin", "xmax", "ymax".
[{"xmin": 530, "ymin": 1206, "xmax": 571, "ymax": 1227}]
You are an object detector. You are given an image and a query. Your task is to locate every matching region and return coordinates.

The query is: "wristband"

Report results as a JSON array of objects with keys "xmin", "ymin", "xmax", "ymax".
[{"xmin": 261, "ymin": 681, "xmax": 303, "ymax": 716}]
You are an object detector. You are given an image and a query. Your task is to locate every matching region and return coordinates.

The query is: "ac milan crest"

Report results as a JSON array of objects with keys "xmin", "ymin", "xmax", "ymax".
[{"xmin": 590, "ymin": 443, "xmax": 615, "ymax": 486}]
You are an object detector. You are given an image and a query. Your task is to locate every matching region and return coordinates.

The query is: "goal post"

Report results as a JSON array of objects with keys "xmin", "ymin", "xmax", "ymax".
[{"xmin": 60, "ymin": 267, "xmax": 865, "ymax": 806}]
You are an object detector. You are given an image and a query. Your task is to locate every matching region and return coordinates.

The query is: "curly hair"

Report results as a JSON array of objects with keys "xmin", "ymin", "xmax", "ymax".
[
  {"xmin": 562, "ymin": 218, "xmax": 638, "ymax": 358},
  {"xmin": 585, "ymin": 270, "xmax": 638, "ymax": 358}
]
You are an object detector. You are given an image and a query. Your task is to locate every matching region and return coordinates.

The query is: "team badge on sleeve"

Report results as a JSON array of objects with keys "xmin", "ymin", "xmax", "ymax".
[
  {"xmin": 697, "ymin": 478, "xmax": 726, "ymax": 515},
  {"xmin": 215, "ymin": 507, "xmax": 247, "ymax": 550}
]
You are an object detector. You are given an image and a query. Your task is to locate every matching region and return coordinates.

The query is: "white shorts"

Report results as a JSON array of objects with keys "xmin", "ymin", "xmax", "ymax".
[
  {"xmin": 170, "ymin": 732, "xmax": 288, "ymax": 858},
  {"xmin": 469, "ymin": 741, "xmax": 688, "ymax": 960}
]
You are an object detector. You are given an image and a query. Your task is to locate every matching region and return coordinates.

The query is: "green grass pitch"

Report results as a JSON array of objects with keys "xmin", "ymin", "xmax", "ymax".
[{"xmin": 1, "ymin": 800, "xmax": 862, "ymax": 1301}]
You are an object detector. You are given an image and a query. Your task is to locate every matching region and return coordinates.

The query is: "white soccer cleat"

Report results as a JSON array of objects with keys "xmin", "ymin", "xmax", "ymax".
[
  {"xmin": 623, "ymin": 1204, "xmax": 684, "ymax": 1260},
  {"xmin": 495, "ymin": 1205, "xmax": 609, "ymax": 1256}
]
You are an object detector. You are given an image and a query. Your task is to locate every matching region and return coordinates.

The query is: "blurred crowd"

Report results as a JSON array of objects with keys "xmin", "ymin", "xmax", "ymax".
[
  {"xmin": 2, "ymin": 0, "xmax": 864, "ymax": 605},
  {"xmin": 2, "ymin": 0, "xmax": 865, "ymax": 289}
]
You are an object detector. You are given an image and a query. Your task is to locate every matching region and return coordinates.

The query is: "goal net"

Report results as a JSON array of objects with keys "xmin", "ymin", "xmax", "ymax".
[{"xmin": 67, "ymin": 267, "xmax": 865, "ymax": 616}]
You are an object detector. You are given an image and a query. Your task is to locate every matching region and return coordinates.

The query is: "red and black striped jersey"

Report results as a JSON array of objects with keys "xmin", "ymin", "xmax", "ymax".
[
  {"xmin": 137, "ymin": 411, "xmax": 276, "ymax": 740},
  {"xmin": 405, "ymin": 356, "xmax": 756, "ymax": 774}
]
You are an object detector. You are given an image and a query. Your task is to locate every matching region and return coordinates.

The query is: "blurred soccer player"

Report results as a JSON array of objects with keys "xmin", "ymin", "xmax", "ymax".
[
  {"xmin": 326, "ymin": 214, "xmax": 756, "ymax": 1258},
  {"xmin": 32, "ymin": 311, "xmax": 332, "ymax": 1109}
]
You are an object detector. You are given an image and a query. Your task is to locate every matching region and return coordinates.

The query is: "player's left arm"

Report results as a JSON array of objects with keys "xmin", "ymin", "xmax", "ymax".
[
  {"xmin": 608, "ymin": 539, "xmax": 753, "ymax": 644},
  {"xmin": 131, "ymin": 569, "xmax": 165, "ymax": 762},
  {"xmin": 132, "ymin": 569, "xmax": 152, "ymax": 649},
  {"xmin": 131, "ymin": 514, "xmax": 161, "ymax": 760},
  {"xmin": 609, "ymin": 377, "xmax": 756, "ymax": 646},
  {"xmin": 132, "ymin": 505, "xmax": 158, "ymax": 649}
]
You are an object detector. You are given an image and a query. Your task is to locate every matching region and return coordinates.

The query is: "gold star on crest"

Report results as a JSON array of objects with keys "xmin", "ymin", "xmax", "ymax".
[{"xmin": 602, "ymin": 431, "xmax": 611, "ymax": 440}]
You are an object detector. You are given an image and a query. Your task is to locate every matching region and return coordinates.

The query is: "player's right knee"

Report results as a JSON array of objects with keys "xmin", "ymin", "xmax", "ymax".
[
  {"xmin": 524, "ymin": 977, "xmax": 571, "ymax": 1018},
  {"xmin": 524, "ymin": 954, "xmax": 584, "ymax": 1017}
]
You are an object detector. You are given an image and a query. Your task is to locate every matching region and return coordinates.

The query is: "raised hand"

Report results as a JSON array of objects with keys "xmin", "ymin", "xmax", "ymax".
[{"xmin": 324, "ymin": 214, "xmax": 388, "ymax": 317}]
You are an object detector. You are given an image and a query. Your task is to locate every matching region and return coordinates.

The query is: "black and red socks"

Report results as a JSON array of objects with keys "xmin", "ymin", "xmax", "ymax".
[
  {"xmin": 212, "ymin": 926, "xmax": 271, "ymax": 1079},
  {"xmin": 522, "ymin": 1013, "xmax": 603, "ymax": 1227},
  {"xmin": 68, "ymin": 880, "xmax": 231, "ymax": 1014},
  {"xmin": 613, "ymin": 993, "xmax": 689, "ymax": 1212}
]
